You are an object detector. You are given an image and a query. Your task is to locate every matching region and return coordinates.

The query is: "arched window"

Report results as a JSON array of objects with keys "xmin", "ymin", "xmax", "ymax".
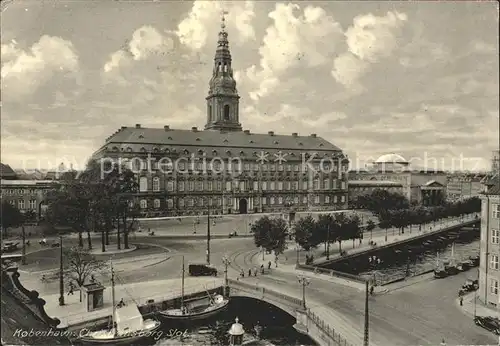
[
  {"xmin": 140, "ymin": 200, "xmax": 147, "ymax": 209},
  {"xmin": 218, "ymin": 63, "xmax": 222, "ymax": 72},
  {"xmin": 224, "ymin": 105, "xmax": 230, "ymax": 120},
  {"xmin": 224, "ymin": 64, "xmax": 228, "ymax": 72},
  {"xmin": 152, "ymin": 177, "xmax": 160, "ymax": 192},
  {"xmin": 139, "ymin": 177, "xmax": 148, "ymax": 192},
  {"xmin": 208, "ymin": 104, "xmax": 212, "ymax": 121},
  {"xmin": 153, "ymin": 199, "xmax": 160, "ymax": 208}
]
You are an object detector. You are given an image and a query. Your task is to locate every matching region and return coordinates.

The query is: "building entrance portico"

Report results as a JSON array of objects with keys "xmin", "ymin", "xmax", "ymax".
[{"xmin": 238, "ymin": 198, "xmax": 248, "ymax": 214}]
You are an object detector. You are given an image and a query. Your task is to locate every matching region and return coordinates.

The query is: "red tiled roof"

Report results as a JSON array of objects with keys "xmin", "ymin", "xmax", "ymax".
[
  {"xmin": 0, "ymin": 163, "xmax": 16, "ymax": 178},
  {"xmin": 100, "ymin": 127, "xmax": 342, "ymax": 152}
]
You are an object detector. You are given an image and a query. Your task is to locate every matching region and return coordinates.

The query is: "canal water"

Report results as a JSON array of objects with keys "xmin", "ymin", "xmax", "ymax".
[
  {"xmin": 324, "ymin": 228, "xmax": 480, "ymax": 284},
  {"xmin": 151, "ymin": 297, "xmax": 316, "ymax": 345}
]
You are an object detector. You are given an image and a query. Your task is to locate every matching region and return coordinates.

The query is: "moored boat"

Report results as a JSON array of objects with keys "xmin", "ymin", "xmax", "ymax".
[
  {"xmin": 79, "ymin": 262, "xmax": 162, "ymax": 344},
  {"xmin": 159, "ymin": 256, "xmax": 229, "ymax": 321}
]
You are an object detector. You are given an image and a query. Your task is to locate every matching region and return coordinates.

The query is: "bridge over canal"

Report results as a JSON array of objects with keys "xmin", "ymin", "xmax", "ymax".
[{"xmin": 228, "ymin": 279, "xmax": 362, "ymax": 346}]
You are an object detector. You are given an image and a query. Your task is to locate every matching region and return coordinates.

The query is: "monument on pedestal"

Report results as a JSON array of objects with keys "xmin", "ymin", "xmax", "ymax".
[{"xmin": 228, "ymin": 317, "xmax": 244, "ymax": 345}]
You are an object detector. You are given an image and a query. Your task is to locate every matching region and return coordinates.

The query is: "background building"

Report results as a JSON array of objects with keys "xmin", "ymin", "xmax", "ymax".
[
  {"xmin": 446, "ymin": 173, "xmax": 487, "ymax": 201},
  {"xmin": 492, "ymin": 150, "xmax": 499, "ymax": 173},
  {"xmin": 0, "ymin": 163, "xmax": 17, "ymax": 180},
  {"xmin": 350, "ymin": 153, "xmax": 447, "ymax": 205},
  {"xmin": 92, "ymin": 19, "xmax": 349, "ymax": 218},
  {"xmin": 348, "ymin": 180, "xmax": 404, "ymax": 207},
  {"xmin": 479, "ymin": 180, "xmax": 499, "ymax": 307},
  {"xmin": 0, "ymin": 179, "xmax": 56, "ymax": 220}
]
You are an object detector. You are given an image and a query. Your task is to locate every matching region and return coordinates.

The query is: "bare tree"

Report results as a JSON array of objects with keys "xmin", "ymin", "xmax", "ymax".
[{"xmin": 64, "ymin": 247, "xmax": 107, "ymax": 302}]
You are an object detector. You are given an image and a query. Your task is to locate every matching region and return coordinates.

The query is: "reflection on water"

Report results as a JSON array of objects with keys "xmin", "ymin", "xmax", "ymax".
[
  {"xmin": 325, "ymin": 229, "xmax": 480, "ymax": 284},
  {"xmin": 152, "ymin": 297, "xmax": 316, "ymax": 346}
]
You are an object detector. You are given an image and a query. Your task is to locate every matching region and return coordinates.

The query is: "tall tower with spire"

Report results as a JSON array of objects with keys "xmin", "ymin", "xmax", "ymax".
[{"xmin": 204, "ymin": 10, "xmax": 242, "ymax": 132}]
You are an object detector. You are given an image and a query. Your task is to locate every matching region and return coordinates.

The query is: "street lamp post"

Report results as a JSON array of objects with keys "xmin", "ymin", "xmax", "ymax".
[
  {"xmin": 295, "ymin": 244, "xmax": 300, "ymax": 266},
  {"xmin": 206, "ymin": 200, "xmax": 211, "ymax": 265},
  {"xmin": 222, "ymin": 256, "xmax": 230, "ymax": 297},
  {"xmin": 261, "ymin": 246, "xmax": 264, "ymax": 261},
  {"xmin": 326, "ymin": 223, "xmax": 330, "ymax": 261},
  {"xmin": 58, "ymin": 235, "xmax": 65, "ymax": 306},
  {"xmin": 21, "ymin": 226, "xmax": 27, "ymax": 265},
  {"xmin": 297, "ymin": 276, "xmax": 310, "ymax": 309},
  {"xmin": 364, "ymin": 280, "xmax": 369, "ymax": 346}
]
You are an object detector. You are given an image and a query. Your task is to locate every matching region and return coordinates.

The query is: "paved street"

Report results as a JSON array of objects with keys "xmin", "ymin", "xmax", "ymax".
[
  {"xmin": 232, "ymin": 252, "xmax": 498, "ymax": 346},
  {"xmin": 7, "ymin": 212, "xmax": 491, "ymax": 346}
]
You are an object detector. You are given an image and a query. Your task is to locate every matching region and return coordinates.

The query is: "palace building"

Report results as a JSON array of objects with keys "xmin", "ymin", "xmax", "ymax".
[{"xmin": 92, "ymin": 16, "xmax": 349, "ymax": 217}]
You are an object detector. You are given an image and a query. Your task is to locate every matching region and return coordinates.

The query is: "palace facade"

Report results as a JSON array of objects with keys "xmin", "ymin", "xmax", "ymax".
[{"xmin": 92, "ymin": 18, "xmax": 349, "ymax": 217}]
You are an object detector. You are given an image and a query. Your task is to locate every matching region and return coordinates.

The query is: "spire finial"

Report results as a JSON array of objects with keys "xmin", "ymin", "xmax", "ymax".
[{"xmin": 221, "ymin": 9, "xmax": 228, "ymax": 32}]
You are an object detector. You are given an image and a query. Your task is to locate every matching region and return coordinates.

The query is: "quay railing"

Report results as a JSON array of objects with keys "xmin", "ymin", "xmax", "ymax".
[
  {"xmin": 307, "ymin": 308, "xmax": 352, "ymax": 346},
  {"xmin": 228, "ymin": 279, "xmax": 352, "ymax": 346},
  {"xmin": 296, "ymin": 264, "xmax": 366, "ymax": 283},
  {"xmin": 227, "ymin": 279, "xmax": 303, "ymax": 308}
]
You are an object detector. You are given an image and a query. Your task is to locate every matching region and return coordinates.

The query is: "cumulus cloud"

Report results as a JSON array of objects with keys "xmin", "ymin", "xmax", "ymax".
[
  {"xmin": 242, "ymin": 3, "xmax": 343, "ymax": 101},
  {"xmin": 333, "ymin": 11, "xmax": 407, "ymax": 87},
  {"xmin": 176, "ymin": 0, "xmax": 255, "ymax": 51},
  {"xmin": 1, "ymin": 35, "xmax": 79, "ymax": 99},
  {"xmin": 103, "ymin": 25, "xmax": 174, "ymax": 72}
]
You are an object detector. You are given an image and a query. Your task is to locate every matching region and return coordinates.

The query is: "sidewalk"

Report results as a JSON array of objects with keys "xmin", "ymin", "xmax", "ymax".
[
  {"xmin": 457, "ymin": 291, "xmax": 500, "ymax": 318},
  {"xmin": 239, "ymin": 276, "xmax": 370, "ymax": 346},
  {"xmin": 43, "ymin": 277, "xmax": 224, "ymax": 328},
  {"xmin": 255, "ymin": 251, "xmax": 366, "ymax": 291},
  {"xmin": 282, "ymin": 214, "xmax": 478, "ymax": 266}
]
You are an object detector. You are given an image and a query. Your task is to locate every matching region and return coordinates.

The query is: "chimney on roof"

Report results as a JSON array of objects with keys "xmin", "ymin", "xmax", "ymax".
[
  {"xmin": 268, "ymin": 131, "xmax": 274, "ymax": 136},
  {"xmin": 244, "ymin": 130, "xmax": 250, "ymax": 134},
  {"xmin": 292, "ymin": 133, "xmax": 298, "ymax": 137},
  {"xmin": 135, "ymin": 124, "xmax": 141, "ymax": 129},
  {"xmin": 192, "ymin": 127, "xmax": 198, "ymax": 132},
  {"xmin": 164, "ymin": 125, "xmax": 170, "ymax": 131},
  {"xmin": 310, "ymin": 133, "xmax": 317, "ymax": 138}
]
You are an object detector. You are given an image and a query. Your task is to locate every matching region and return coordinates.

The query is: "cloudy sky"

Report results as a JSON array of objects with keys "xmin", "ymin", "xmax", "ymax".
[{"xmin": 1, "ymin": 0, "xmax": 498, "ymax": 172}]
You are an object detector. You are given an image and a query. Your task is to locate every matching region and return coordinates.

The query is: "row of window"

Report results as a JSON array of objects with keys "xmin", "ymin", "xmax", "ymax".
[
  {"xmin": 7, "ymin": 200, "xmax": 37, "ymax": 209},
  {"xmin": 493, "ymin": 203, "xmax": 500, "ymax": 219},
  {"xmin": 129, "ymin": 159, "xmax": 348, "ymax": 173},
  {"xmin": 492, "ymin": 229, "xmax": 499, "ymax": 244},
  {"xmin": 139, "ymin": 177, "xmax": 347, "ymax": 193},
  {"xmin": 491, "ymin": 278, "xmax": 498, "ymax": 295},
  {"xmin": 2, "ymin": 189, "xmax": 38, "ymax": 195},
  {"xmin": 490, "ymin": 254, "xmax": 499, "ymax": 270},
  {"xmin": 138, "ymin": 195, "xmax": 347, "ymax": 209}
]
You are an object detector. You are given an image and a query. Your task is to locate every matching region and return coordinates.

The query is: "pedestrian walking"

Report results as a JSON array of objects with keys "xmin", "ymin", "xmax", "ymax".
[
  {"xmin": 370, "ymin": 286, "xmax": 374, "ymax": 296},
  {"xmin": 459, "ymin": 296, "xmax": 463, "ymax": 306},
  {"xmin": 440, "ymin": 338, "xmax": 446, "ymax": 346},
  {"xmin": 240, "ymin": 269, "xmax": 245, "ymax": 278},
  {"xmin": 253, "ymin": 267, "xmax": 257, "ymax": 276},
  {"xmin": 248, "ymin": 269, "xmax": 252, "ymax": 277},
  {"xmin": 260, "ymin": 264, "xmax": 265, "ymax": 274},
  {"xmin": 267, "ymin": 261, "xmax": 271, "ymax": 270},
  {"xmin": 68, "ymin": 282, "xmax": 74, "ymax": 296}
]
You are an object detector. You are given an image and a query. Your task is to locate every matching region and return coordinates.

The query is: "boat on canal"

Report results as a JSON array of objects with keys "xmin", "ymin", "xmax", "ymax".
[
  {"xmin": 79, "ymin": 262, "xmax": 162, "ymax": 344},
  {"xmin": 444, "ymin": 243, "xmax": 459, "ymax": 275},
  {"xmin": 159, "ymin": 256, "xmax": 229, "ymax": 321},
  {"xmin": 434, "ymin": 252, "xmax": 448, "ymax": 279}
]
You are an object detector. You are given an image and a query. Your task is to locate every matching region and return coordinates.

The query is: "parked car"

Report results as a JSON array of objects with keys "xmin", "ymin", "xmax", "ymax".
[
  {"xmin": 462, "ymin": 279, "xmax": 479, "ymax": 291},
  {"xmin": 2, "ymin": 242, "xmax": 19, "ymax": 253},
  {"xmin": 188, "ymin": 264, "xmax": 217, "ymax": 276},
  {"xmin": 474, "ymin": 316, "xmax": 500, "ymax": 335}
]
